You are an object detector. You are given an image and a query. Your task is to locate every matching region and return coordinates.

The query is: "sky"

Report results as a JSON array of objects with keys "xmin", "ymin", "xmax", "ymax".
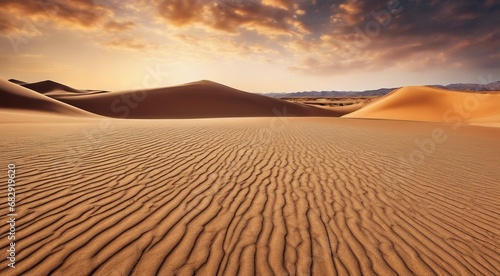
[{"xmin": 0, "ymin": 0, "xmax": 499, "ymax": 93}]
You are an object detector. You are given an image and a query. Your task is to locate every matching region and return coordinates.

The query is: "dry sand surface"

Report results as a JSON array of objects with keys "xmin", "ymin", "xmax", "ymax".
[
  {"xmin": 344, "ymin": 86, "xmax": 500, "ymax": 126},
  {"xmin": 1, "ymin": 117, "xmax": 499, "ymax": 275}
]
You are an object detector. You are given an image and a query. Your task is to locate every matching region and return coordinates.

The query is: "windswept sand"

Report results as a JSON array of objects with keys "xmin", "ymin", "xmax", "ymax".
[
  {"xmin": 48, "ymin": 80, "xmax": 343, "ymax": 118},
  {"xmin": 1, "ymin": 118, "xmax": 499, "ymax": 275},
  {"xmin": 344, "ymin": 86, "xmax": 500, "ymax": 126}
]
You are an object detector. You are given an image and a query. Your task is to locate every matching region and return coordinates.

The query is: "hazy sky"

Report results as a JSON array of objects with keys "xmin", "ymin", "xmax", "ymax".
[{"xmin": 0, "ymin": 0, "xmax": 498, "ymax": 92}]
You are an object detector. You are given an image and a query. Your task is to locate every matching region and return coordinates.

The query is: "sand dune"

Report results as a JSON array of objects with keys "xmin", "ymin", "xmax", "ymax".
[
  {"xmin": 344, "ymin": 86, "xmax": 500, "ymax": 125},
  {"xmin": 7, "ymin": 79, "xmax": 28, "ymax": 85},
  {"xmin": 9, "ymin": 79, "xmax": 109, "ymax": 97},
  {"xmin": 468, "ymin": 115, "xmax": 500, "ymax": 128},
  {"xmin": 0, "ymin": 118, "xmax": 498, "ymax": 275},
  {"xmin": 1, "ymin": 80, "xmax": 499, "ymax": 274},
  {"xmin": 11, "ymin": 79, "xmax": 82, "ymax": 94},
  {"xmin": 50, "ymin": 80, "xmax": 343, "ymax": 119},
  {"xmin": 0, "ymin": 79, "xmax": 97, "ymax": 121},
  {"xmin": 316, "ymin": 102, "xmax": 368, "ymax": 114}
]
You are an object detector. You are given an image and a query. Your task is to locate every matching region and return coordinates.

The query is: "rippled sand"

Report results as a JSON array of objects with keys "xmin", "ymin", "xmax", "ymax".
[{"xmin": 0, "ymin": 118, "xmax": 499, "ymax": 275}]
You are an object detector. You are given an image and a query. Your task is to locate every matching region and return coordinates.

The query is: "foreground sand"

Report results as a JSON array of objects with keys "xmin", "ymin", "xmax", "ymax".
[{"xmin": 1, "ymin": 117, "xmax": 499, "ymax": 275}]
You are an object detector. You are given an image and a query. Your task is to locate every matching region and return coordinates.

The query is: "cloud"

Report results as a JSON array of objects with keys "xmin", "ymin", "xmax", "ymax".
[
  {"xmin": 174, "ymin": 32, "xmax": 279, "ymax": 60},
  {"xmin": 155, "ymin": 0, "xmax": 204, "ymax": 27},
  {"xmin": 288, "ymin": 0, "xmax": 500, "ymax": 74},
  {"xmin": 262, "ymin": 0, "xmax": 292, "ymax": 10},
  {"xmin": 1, "ymin": 0, "xmax": 498, "ymax": 75},
  {"xmin": 0, "ymin": 17, "xmax": 17, "ymax": 34},
  {"xmin": 0, "ymin": 0, "xmax": 112, "ymax": 33},
  {"xmin": 0, "ymin": 0, "xmax": 137, "ymax": 36},
  {"xmin": 101, "ymin": 37, "xmax": 158, "ymax": 51},
  {"xmin": 147, "ymin": 0, "xmax": 499, "ymax": 73},
  {"xmin": 152, "ymin": 0, "xmax": 309, "ymax": 37},
  {"xmin": 105, "ymin": 21, "xmax": 136, "ymax": 32}
]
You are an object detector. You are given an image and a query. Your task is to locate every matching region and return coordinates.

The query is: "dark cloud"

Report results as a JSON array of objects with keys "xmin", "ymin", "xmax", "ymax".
[
  {"xmin": 294, "ymin": 0, "xmax": 500, "ymax": 73},
  {"xmin": 153, "ymin": 0, "xmax": 309, "ymax": 36},
  {"xmin": 148, "ymin": 0, "xmax": 499, "ymax": 72}
]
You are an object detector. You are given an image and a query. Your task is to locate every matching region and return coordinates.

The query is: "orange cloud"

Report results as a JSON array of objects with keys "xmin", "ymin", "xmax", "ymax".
[
  {"xmin": 153, "ymin": 0, "xmax": 308, "ymax": 37},
  {"xmin": 0, "ymin": 0, "xmax": 137, "ymax": 36},
  {"xmin": 0, "ymin": 0, "xmax": 112, "ymax": 31},
  {"xmin": 262, "ymin": 0, "xmax": 290, "ymax": 10},
  {"xmin": 105, "ymin": 21, "xmax": 136, "ymax": 32},
  {"xmin": 101, "ymin": 37, "xmax": 158, "ymax": 51},
  {"xmin": 174, "ymin": 33, "xmax": 279, "ymax": 61},
  {"xmin": 0, "ymin": 17, "xmax": 18, "ymax": 34},
  {"xmin": 155, "ymin": 0, "xmax": 205, "ymax": 26}
]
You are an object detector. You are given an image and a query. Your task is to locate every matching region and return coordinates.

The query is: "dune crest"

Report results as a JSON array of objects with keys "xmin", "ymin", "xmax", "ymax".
[
  {"xmin": 12, "ymin": 79, "xmax": 82, "ymax": 94},
  {"xmin": 0, "ymin": 79, "xmax": 97, "ymax": 121},
  {"xmin": 344, "ymin": 86, "xmax": 500, "ymax": 126},
  {"xmin": 48, "ymin": 80, "xmax": 344, "ymax": 119}
]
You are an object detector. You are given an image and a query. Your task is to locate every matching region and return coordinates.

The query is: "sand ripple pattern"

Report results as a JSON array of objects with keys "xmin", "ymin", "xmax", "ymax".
[{"xmin": 1, "ymin": 118, "xmax": 499, "ymax": 276}]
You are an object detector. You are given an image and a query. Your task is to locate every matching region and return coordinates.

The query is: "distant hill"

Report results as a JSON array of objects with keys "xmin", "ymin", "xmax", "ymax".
[
  {"xmin": 429, "ymin": 81, "xmax": 500, "ymax": 92},
  {"xmin": 8, "ymin": 79, "xmax": 82, "ymax": 94},
  {"xmin": 266, "ymin": 81, "xmax": 500, "ymax": 98}
]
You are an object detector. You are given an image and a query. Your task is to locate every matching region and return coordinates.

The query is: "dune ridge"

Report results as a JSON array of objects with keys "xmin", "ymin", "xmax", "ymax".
[
  {"xmin": 344, "ymin": 86, "xmax": 500, "ymax": 126},
  {"xmin": 11, "ymin": 79, "xmax": 82, "ymax": 94},
  {"xmin": 48, "ymin": 80, "xmax": 344, "ymax": 119},
  {"xmin": 0, "ymin": 79, "xmax": 97, "ymax": 121},
  {"xmin": 0, "ymin": 118, "xmax": 498, "ymax": 275}
]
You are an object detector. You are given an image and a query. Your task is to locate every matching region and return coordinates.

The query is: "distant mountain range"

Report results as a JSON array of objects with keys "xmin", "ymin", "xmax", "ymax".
[{"xmin": 265, "ymin": 81, "xmax": 500, "ymax": 98}]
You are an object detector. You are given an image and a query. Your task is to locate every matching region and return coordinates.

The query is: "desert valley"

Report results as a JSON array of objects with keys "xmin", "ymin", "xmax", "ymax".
[{"xmin": 0, "ymin": 78, "xmax": 499, "ymax": 275}]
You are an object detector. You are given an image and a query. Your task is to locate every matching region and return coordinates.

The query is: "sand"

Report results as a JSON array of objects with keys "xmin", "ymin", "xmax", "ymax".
[
  {"xmin": 344, "ymin": 86, "xmax": 500, "ymax": 126},
  {"xmin": 0, "ymin": 79, "xmax": 97, "ymax": 120},
  {"xmin": 0, "ymin": 117, "xmax": 499, "ymax": 275},
  {"xmin": 1, "ymin": 80, "xmax": 499, "ymax": 275},
  {"xmin": 47, "ymin": 80, "xmax": 342, "ymax": 119},
  {"xmin": 15, "ymin": 80, "xmax": 82, "ymax": 94},
  {"xmin": 315, "ymin": 102, "xmax": 368, "ymax": 114},
  {"xmin": 281, "ymin": 97, "xmax": 379, "ymax": 116}
]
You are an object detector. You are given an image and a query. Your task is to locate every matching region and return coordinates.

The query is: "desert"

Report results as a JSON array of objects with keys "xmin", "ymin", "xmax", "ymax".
[
  {"xmin": 1, "ymin": 78, "xmax": 499, "ymax": 275},
  {"xmin": 1, "ymin": 0, "xmax": 499, "ymax": 275}
]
